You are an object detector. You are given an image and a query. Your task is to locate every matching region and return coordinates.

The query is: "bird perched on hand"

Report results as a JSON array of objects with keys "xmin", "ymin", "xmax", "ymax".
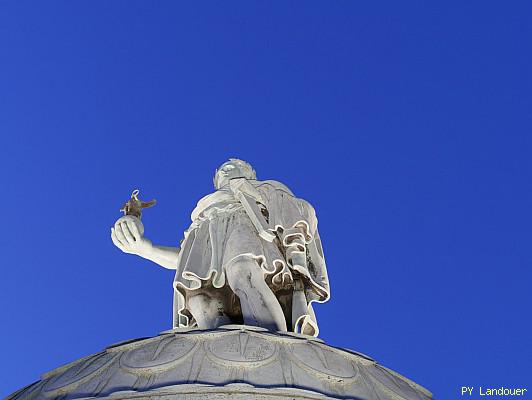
[{"xmin": 120, "ymin": 189, "xmax": 156, "ymax": 219}]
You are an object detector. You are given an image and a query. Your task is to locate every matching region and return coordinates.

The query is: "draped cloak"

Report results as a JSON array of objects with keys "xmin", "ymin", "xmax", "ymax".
[{"xmin": 172, "ymin": 179, "xmax": 330, "ymax": 336}]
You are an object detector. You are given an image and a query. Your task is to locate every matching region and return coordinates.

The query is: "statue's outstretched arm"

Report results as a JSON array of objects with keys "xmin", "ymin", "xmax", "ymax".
[
  {"xmin": 141, "ymin": 245, "xmax": 180, "ymax": 270},
  {"xmin": 111, "ymin": 216, "xmax": 179, "ymax": 270}
]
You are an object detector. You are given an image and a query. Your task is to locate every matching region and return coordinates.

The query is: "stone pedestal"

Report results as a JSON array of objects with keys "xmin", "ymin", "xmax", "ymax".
[{"xmin": 9, "ymin": 326, "xmax": 431, "ymax": 399}]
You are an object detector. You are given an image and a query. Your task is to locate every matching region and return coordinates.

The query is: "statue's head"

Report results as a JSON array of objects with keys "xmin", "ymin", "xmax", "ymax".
[{"xmin": 214, "ymin": 158, "xmax": 256, "ymax": 189}]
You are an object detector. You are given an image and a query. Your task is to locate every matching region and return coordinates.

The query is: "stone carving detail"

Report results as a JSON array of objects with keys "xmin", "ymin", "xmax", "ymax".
[
  {"xmin": 9, "ymin": 326, "xmax": 432, "ymax": 400},
  {"xmin": 206, "ymin": 331, "xmax": 277, "ymax": 367},
  {"xmin": 41, "ymin": 352, "xmax": 118, "ymax": 397},
  {"xmin": 119, "ymin": 336, "xmax": 198, "ymax": 374},
  {"xmin": 288, "ymin": 342, "xmax": 359, "ymax": 380}
]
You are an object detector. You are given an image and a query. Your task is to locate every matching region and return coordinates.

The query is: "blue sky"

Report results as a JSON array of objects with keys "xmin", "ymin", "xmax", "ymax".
[{"xmin": 1, "ymin": 2, "xmax": 531, "ymax": 398}]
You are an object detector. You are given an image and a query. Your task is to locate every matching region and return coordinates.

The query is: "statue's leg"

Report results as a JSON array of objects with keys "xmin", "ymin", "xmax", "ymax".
[
  {"xmin": 225, "ymin": 255, "xmax": 287, "ymax": 332},
  {"xmin": 187, "ymin": 291, "xmax": 231, "ymax": 329}
]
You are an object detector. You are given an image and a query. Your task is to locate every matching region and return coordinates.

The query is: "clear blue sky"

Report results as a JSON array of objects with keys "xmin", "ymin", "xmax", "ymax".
[{"xmin": 1, "ymin": 2, "xmax": 531, "ymax": 398}]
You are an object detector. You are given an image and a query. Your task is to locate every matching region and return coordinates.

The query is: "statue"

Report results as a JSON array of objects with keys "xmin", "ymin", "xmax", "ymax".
[
  {"xmin": 111, "ymin": 159, "xmax": 330, "ymax": 336},
  {"xmin": 9, "ymin": 158, "xmax": 433, "ymax": 400},
  {"xmin": 7, "ymin": 159, "xmax": 434, "ymax": 400}
]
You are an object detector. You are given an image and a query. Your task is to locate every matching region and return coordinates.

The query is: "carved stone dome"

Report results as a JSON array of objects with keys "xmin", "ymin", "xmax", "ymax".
[{"xmin": 9, "ymin": 325, "xmax": 432, "ymax": 400}]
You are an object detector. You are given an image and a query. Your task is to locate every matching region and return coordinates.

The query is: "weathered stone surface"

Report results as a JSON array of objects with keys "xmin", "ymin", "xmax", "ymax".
[{"xmin": 8, "ymin": 326, "xmax": 432, "ymax": 400}]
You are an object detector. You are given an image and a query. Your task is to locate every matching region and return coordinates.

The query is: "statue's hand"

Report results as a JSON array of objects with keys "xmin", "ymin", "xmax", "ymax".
[{"xmin": 111, "ymin": 215, "xmax": 153, "ymax": 257}]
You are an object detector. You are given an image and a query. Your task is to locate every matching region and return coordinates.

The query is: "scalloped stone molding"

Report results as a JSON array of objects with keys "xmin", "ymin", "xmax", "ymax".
[{"xmin": 8, "ymin": 326, "xmax": 432, "ymax": 400}]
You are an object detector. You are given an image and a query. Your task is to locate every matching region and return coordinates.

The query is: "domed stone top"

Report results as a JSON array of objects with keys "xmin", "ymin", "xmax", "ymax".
[{"xmin": 9, "ymin": 325, "xmax": 432, "ymax": 400}]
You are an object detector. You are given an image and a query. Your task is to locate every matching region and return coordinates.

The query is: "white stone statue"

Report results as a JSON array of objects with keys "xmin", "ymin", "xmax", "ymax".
[
  {"xmin": 10, "ymin": 158, "xmax": 433, "ymax": 400},
  {"xmin": 111, "ymin": 159, "xmax": 330, "ymax": 336}
]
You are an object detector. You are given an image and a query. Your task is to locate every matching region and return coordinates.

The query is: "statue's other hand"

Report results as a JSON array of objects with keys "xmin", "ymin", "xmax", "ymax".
[{"xmin": 111, "ymin": 216, "xmax": 153, "ymax": 257}]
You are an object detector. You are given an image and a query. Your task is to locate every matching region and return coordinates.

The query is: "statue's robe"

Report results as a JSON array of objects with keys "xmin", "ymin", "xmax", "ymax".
[{"xmin": 172, "ymin": 179, "xmax": 329, "ymax": 336}]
